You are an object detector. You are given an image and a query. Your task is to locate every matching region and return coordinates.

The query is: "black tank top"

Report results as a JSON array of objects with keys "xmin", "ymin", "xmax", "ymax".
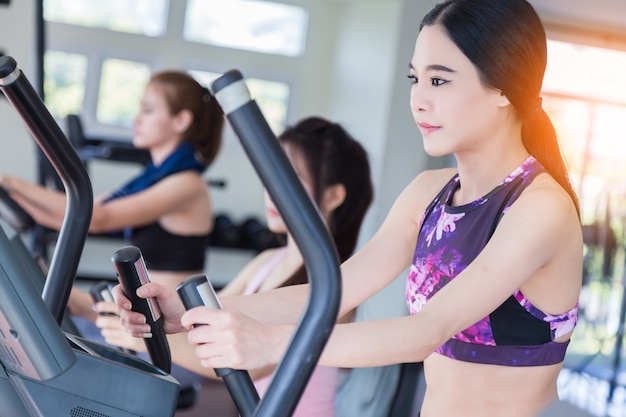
[{"xmin": 130, "ymin": 222, "xmax": 208, "ymax": 272}]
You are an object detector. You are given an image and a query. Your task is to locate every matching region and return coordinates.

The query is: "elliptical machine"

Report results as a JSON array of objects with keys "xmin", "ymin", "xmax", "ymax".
[
  {"xmin": 0, "ymin": 56, "xmax": 341, "ymax": 417},
  {"xmin": 0, "ymin": 55, "xmax": 180, "ymax": 417}
]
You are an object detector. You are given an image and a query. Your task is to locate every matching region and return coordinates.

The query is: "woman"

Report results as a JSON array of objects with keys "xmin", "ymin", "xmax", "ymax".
[
  {"xmin": 0, "ymin": 70, "xmax": 223, "ymax": 322},
  {"xmin": 115, "ymin": 1, "xmax": 583, "ymax": 416},
  {"xmin": 99, "ymin": 116, "xmax": 374, "ymax": 416}
]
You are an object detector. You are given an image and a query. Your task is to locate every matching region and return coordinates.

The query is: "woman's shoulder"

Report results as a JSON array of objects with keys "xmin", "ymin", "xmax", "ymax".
[
  {"xmin": 383, "ymin": 168, "xmax": 458, "ymax": 233},
  {"xmin": 256, "ymin": 247, "xmax": 287, "ymax": 262},
  {"xmin": 397, "ymin": 167, "xmax": 457, "ymax": 207},
  {"xmin": 240, "ymin": 248, "xmax": 287, "ymax": 274},
  {"xmin": 148, "ymin": 169, "xmax": 208, "ymax": 195},
  {"xmin": 159, "ymin": 168, "xmax": 205, "ymax": 183},
  {"xmin": 521, "ymin": 172, "xmax": 578, "ymax": 218},
  {"xmin": 502, "ymin": 171, "xmax": 581, "ymax": 249},
  {"xmin": 414, "ymin": 167, "xmax": 457, "ymax": 189}
]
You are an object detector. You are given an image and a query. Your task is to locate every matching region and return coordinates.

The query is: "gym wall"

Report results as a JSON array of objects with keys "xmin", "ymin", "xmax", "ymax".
[{"xmin": 0, "ymin": 0, "xmax": 39, "ymax": 185}]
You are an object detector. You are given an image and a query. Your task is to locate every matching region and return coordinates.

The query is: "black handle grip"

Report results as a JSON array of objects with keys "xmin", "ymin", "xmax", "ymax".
[
  {"xmin": 89, "ymin": 280, "xmax": 136, "ymax": 355},
  {"xmin": 177, "ymin": 274, "xmax": 259, "ymax": 417},
  {"xmin": 88, "ymin": 281, "xmax": 115, "ymax": 316},
  {"xmin": 111, "ymin": 246, "xmax": 171, "ymax": 373}
]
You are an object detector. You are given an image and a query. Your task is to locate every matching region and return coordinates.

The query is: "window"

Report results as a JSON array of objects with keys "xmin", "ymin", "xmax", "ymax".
[
  {"xmin": 546, "ymin": 40, "xmax": 626, "ymax": 404},
  {"xmin": 96, "ymin": 59, "xmax": 151, "ymax": 128},
  {"xmin": 44, "ymin": 0, "xmax": 168, "ymax": 36},
  {"xmin": 43, "ymin": 0, "xmax": 300, "ymax": 135},
  {"xmin": 190, "ymin": 70, "xmax": 290, "ymax": 134},
  {"xmin": 184, "ymin": 0, "xmax": 308, "ymax": 57},
  {"xmin": 545, "ymin": 40, "xmax": 626, "ymax": 104},
  {"xmin": 43, "ymin": 50, "xmax": 87, "ymax": 118},
  {"xmin": 543, "ymin": 40, "xmax": 626, "ymax": 223}
]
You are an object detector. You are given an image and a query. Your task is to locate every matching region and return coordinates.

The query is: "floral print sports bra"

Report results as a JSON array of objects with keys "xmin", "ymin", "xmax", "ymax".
[{"xmin": 405, "ymin": 156, "xmax": 578, "ymax": 366}]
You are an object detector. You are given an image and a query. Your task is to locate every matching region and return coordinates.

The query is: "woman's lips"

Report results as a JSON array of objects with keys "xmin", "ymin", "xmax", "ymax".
[{"xmin": 417, "ymin": 121, "xmax": 441, "ymax": 135}]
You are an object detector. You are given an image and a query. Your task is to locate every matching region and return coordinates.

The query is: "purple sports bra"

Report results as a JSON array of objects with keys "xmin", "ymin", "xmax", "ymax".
[{"xmin": 405, "ymin": 156, "xmax": 578, "ymax": 366}]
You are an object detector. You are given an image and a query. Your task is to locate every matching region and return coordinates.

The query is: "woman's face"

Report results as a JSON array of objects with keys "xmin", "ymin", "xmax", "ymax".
[
  {"xmin": 264, "ymin": 143, "xmax": 317, "ymax": 234},
  {"xmin": 408, "ymin": 24, "xmax": 508, "ymax": 157},
  {"xmin": 132, "ymin": 84, "xmax": 181, "ymax": 150}
]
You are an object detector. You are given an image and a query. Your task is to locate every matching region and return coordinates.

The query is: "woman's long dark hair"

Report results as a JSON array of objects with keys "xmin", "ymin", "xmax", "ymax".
[
  {"xmin": 279, "ymin": 117, "xmax": 374, "ymax": 287},
  {"xmin": 421, "ymin": 0, "xmax": 579, "ymax": 215}
]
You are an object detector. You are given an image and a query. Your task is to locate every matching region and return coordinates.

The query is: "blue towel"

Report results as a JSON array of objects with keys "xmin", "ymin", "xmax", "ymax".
[
  {"xmin": 103, "ymin": 141, "xmax": 206, "ymax": 238},
  {"xmin": 104, "ymin": 141, "xmax": 205, "ymax": 203}
]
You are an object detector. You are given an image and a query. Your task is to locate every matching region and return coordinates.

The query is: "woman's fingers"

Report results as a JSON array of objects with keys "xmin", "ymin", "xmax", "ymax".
[
  {"xmin": 182, "ymin": 307, "xmax": 279, "ymax": 370},
  {"xmin": 111, "ymin": 281, "xmax": 187, "ymax": 335},
  {"xmin": 96, "ymin": 314, "xmax": 147, "ymax": 352}
]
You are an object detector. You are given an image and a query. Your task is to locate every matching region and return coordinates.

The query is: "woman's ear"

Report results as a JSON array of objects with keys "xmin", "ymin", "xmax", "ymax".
[
  {"xmin": 321, "ymin": 184, "xmax": 347, "ymax": 214},
  {"xmin": 173, "ymin": 109, "xmax": 194, "ymax": 133},
  {"xmin": 496, "ymin": 90, "xmax": 511, "ymax": 108}
]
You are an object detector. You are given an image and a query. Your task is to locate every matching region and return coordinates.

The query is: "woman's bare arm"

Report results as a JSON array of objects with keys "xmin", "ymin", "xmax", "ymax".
[
  {"xmin": 182, "ymin": 174, "xmax": 582, "ymax": 371},
  {"xmin": 0, "ymin": 171, "xmax": 210, "ymax": 234}
]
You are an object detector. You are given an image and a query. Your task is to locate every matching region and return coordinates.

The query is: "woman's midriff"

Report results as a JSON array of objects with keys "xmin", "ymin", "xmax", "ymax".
[{"xmin": 419, "ymin": 352, "xmax": 562, "ymax": 417}]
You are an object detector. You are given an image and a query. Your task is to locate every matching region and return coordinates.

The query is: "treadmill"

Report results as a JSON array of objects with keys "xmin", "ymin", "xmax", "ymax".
[{"xmin": 0, "ymin": 56, "xmax": 341, "ymax": 417}]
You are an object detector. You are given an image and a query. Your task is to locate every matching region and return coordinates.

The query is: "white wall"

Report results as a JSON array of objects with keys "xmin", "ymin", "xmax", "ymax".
[
  {"xmin": 326, "ymin": 1, "xmax": 404, "ymax": 242},
  {"xmin": 0, "ymin": 0, "xmax": 39, "ymax": 184}
]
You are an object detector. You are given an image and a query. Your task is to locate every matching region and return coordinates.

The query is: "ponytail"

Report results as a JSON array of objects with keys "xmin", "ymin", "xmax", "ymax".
[
  {"xmin": 189, "ymin": 92, "xmax": 224, "ymax": 166},
  {"xmin": 522, "ymin": 109, "xmax": 580, "ymax": 216}
]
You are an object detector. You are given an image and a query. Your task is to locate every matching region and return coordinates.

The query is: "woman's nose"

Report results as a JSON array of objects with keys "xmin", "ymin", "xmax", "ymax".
[{"xmin": 410, "ymin": 85, "xmax": 429, "ymax": 113}]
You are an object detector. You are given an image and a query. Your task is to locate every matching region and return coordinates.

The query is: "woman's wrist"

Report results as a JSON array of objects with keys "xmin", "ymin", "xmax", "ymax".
[
  {"xmin": 271, "ymin": 324, "xmax": 295, "ymax": 365},
  {"xmin": 68, "ymin": 288, "xmax": 98, "ymax": 322}
]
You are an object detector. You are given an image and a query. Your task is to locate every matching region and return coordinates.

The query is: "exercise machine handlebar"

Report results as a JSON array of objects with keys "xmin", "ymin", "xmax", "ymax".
[
  {"xmin": 177, "ymin": 274, "xmax": 260, "ymax": 417},
  {"xmin": 112, "ymin": 246, "xmax": 172, "ymax": 374},
  {"xmin": 0, "ymin": 55, "xmax": 94, "ymax": 325},
  {"xmin": 210, "ymin": 70, "xmax": 342, "ymax": 417}
]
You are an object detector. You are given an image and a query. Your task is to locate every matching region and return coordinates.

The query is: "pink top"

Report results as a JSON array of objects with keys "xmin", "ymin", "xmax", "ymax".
[
  {"xmin": 253, "ymin": 366, "xmax": 338, "ymax": 417},
  {"xmin": 244, "ymin": 247, "xmax": 338, "ymax": 417}
]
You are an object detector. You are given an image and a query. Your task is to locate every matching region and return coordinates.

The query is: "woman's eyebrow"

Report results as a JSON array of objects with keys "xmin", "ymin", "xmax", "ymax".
[{"xmin": 408, "ymin": 62, "xmax": 456, "ymax": 73}]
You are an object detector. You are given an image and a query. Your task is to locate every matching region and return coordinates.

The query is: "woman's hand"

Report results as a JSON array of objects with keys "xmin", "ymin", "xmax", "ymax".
[
  {"xmin": 112, "ymin": 281, "xmax": 188, "ymax": 337},
  {"xmin": 94, "ymin": 301, "xmax": 147, "ymax": 352},
  {"xmin": 181, "ymin": 306, "xmax": 291, "ymax": 371}
]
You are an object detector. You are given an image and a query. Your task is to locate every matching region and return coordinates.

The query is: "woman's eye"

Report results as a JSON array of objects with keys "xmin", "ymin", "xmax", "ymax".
[
  {"xmin": 407, "ymin": 74, "xmax": 418, "ymax": 85},
  {"xmin": 431, "ymin": 77, "xmax": 447, "ymax": 87}
]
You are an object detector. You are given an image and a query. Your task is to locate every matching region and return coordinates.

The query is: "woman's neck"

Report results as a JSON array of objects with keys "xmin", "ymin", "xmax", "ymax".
[
  {"xmin": 150, "ymin": 139, "xmax": 183, "ymax": 166},
  {"xmin": 454, "ymin": 147, "xmax": 529, "ymax": 205},
  {"xmin": 284, "ymin": 236, "xmax": 304, "ymax": 266}
]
